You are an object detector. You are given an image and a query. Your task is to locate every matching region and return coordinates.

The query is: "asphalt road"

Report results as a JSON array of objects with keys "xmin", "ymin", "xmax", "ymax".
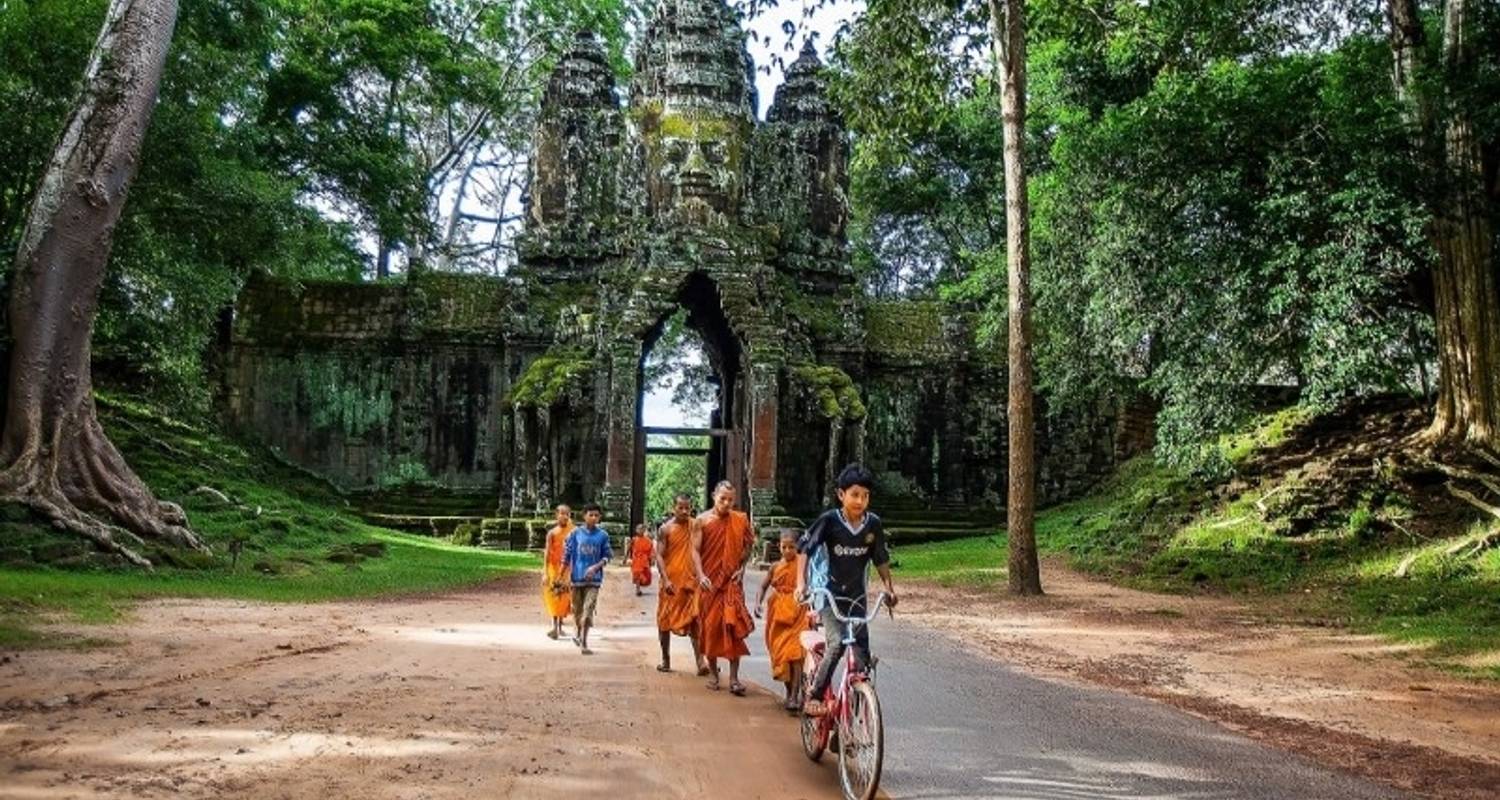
[{"xmin": 733, "ymin": 571, "xmax": 1404, "ymax": 800}]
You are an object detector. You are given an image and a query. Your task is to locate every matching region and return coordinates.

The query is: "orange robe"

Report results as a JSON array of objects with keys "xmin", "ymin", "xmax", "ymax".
[
  {"xmin": 697, "ymin": 510, "xmax": 756, "ymax": 660},
  {"xmin": 542, "ymin": 524, "xmax": 572, "ymax": 619},
  {"xmin": 656, "ymin": 521, "xmax": 698, "ymax": 635},
  {"xmin": 630, "ymin": 535, "xmax": 654, "ymax": 587},
  {"xmin": 764, "ymin": 559, "xmax": 807, "ymax": 682}
]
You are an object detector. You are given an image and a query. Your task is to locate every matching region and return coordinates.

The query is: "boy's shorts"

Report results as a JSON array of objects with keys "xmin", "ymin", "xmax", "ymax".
[{"xmin": 571, "ymin": 585, "xmax": 600, "ymax": 625}]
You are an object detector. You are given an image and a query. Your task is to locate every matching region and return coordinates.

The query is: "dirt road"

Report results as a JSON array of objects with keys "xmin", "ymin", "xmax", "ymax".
[{"xmin": 0, "ymin": 574, "xmax": 838, "ymax": 799}]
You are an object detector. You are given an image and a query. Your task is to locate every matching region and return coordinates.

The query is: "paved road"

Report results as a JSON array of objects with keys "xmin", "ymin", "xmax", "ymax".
[{"xmin": 732, "ymin": 571, "xmax": 1404, "ymax": 800}]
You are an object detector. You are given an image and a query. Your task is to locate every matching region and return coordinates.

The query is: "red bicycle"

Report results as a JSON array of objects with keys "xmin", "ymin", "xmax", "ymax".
[{"xmin": 799, "ymin": 588, "xmax": 890, "ymax": 800}]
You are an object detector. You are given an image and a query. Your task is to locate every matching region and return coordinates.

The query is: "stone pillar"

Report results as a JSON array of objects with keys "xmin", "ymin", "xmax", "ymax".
[
  {"xmin": 534, "ymin": 405, "xmax": 552, "ymax": 515},
  {"xmin": 601, "ymin": 340, "xmax": 641, "ymax": 520},
  {"xmin": 510, "ymin": 408, "xmax": 530, "ymax": 516},
  {"xmin": 747, "ymin": 359, "xmax": 782, "ymax": 518},
  {"xmin": 823, "ymin": 416, "xmax": 844, "ymax": 507}
]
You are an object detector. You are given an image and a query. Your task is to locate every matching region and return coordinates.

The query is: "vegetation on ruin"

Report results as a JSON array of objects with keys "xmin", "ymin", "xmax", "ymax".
[
  {"xmin": 511, "ymin": 350, "xmax": 593, "ymax": 408},
  {"xmin": 790, "ymin": 364, "xmax": 867, "ymax": 421}
]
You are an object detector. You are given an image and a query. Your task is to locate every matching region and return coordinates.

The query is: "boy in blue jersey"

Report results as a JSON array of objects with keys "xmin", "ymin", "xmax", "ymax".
[
  {"xmin": 564, "ymin": 503, "xmax": 613, "ymax": 655},
  {"xmin": 795, "ymin": 463, "xmax": 897, "ymax": 717}
]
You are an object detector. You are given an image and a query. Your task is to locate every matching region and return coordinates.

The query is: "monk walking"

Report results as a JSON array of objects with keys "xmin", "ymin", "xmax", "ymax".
[
  {"xmin": 629, "ymin": 523, "xmax": 654, "ymax": 596},
  {"xmin": 541, "ymin": 504, "xmax": 574, "ymax": 640},
  {"xmin": 655, "ymin": 495, "xmax": 707, "ymax": 674},
  {"xmin": 693, "ymin": 481, "xmax": 756, "ymax": 696},
  {"xmin": 755, "ymin": 530, "xmax": 808, "ymax": 711}
]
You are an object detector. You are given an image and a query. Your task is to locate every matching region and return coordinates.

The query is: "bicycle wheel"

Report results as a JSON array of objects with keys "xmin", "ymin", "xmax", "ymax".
[
  {"xmin": 838, "ymin": 680, "xmax": 883, "ymax": 800},
  {"xmin": 804, "ymin": 672, "xmax": 828, "ymax": 762}
]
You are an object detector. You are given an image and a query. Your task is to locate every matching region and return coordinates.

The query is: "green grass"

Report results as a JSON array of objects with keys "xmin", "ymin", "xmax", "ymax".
[
  {"xmin": 893, "ymin": 406, "xmax": 1500, "ymax": 678},
  {"xmin": 0, "ymin": 392, "xmax": 536, "ymax": 648}
]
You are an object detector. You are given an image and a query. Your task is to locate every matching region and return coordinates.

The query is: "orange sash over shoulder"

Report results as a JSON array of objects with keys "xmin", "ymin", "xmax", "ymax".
[
  {"xmin": 630, "ymin": 536, "xmax": 654, "ymax": 587},
  {"xmin": 764, "ymin": 559, "xmax": 807, "ymax": 682},
  {"xmin": 698, "ymin": 510, "xmax": 755, "ymax": 660},
  {"xmin": 655, "ymin": 521, "xmax": 698, "ymax": 635},
  {"xmin": 542, "ymin": 524, "xmax": 572, "ymax": 618}
]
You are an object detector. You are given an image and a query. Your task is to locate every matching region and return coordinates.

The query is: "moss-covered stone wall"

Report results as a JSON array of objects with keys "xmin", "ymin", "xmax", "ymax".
[{"xmin": 226, "ymin": 273, "xmax": 513, "ymax": 493}]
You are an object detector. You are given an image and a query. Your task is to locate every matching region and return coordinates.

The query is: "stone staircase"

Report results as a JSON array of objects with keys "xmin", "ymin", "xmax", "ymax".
[{"xmin": 875, "ymin": 496, "xmax": 1002, "ymax": 544}]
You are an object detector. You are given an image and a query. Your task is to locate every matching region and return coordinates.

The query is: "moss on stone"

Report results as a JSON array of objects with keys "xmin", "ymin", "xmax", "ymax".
[
  {"xmin": 790, "ymin": 364, "xmax": 866, "ymax": 421},
  {"xmin": 511, "ymin": 350, "xmax": 592, "ymax": 408}
]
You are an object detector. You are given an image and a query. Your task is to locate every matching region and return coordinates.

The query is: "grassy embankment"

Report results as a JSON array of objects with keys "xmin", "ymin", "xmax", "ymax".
[
  {"xmin": 895, "ymin": 400, "xmax": 1500, "ymax": 678},
  {"xmin": 0, "ymin": 393, "xmax": 534, "ymax": 648}
]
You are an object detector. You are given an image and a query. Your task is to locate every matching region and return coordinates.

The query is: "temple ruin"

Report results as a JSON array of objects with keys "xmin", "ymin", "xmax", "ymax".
[{"xmin": 224, "ymin": 0, "xmax": 1147, "ymax": 546}]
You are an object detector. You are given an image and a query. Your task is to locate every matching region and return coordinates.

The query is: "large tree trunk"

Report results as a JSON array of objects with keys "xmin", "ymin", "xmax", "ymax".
[
  {"xmin": 1, "ymin": 0, "xmax": 205, "ymax": 566},
  {"xmin": 989, "ymin": 0, "xmax": 1042, "ymax": 595},
  {"xmin": 1429, "ymin": 0, "xmax": 1500, "ymax": 447},
  {"xmin": 1389, "ymin": 0, "xmax": 1500, "ymax": 449}
]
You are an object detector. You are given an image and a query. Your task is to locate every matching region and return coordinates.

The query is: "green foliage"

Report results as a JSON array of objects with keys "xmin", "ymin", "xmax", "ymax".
[
  {"xmin": 830, "ymin": 0, "xmax": 1449, "ymax": 466},
  {"xmin": 644, "ymin": 435, "xmax": 709, "ymax": 520},
  {"xmin": 790, "ymin": 364, "xmax": 867, "ymax": 420},
  {"xmin": 511, "ymin": 349, "xmax": 592, "ymax": 408}
]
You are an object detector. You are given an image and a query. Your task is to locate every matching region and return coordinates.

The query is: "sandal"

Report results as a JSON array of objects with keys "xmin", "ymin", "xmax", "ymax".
[
  {"xmin": 656, "ymin": 663, "xmax": 672, "ymax": 673},
  {"xmin": 705, "ymin": 675, "xmax": 722, "ymax": 691},
  {"xmin": 581, "ymin": 647, "xmax": 594, "ymax": 655},
  {"xmin": 546, "ymin": 630, "xmax": 559, "ymax": 640},
  {"xmin": 729, "ymin": 682, "xmax": 747, "ymax": 697}
]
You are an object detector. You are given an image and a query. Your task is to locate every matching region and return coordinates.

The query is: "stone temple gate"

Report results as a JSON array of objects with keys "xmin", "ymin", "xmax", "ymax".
[{"xmin": 224, "ymin": 0, "xmax": 1151, "ymax": 544}]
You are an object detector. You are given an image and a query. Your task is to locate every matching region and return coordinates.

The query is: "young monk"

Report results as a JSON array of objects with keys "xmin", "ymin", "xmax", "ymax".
[
  {"xmin": 755, "ymin": 530, "xmax": 808, "ymax": 712},
  {"xmin": 541, "ymin": 504, "xmax": 574, "ymax": 640},
  {"xmin": 655, "ymin": 494, "xmax": 706, "ymax": 674},
  {"xmin": 629, "ymin": 523, "xmax": 654, "ymax": 596},
  {"xmin": 693, "ymin": 481, "xmax": 756, "ymax": 696}
]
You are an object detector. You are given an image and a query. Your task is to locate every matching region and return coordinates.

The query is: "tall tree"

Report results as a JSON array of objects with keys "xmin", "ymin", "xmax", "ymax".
[
  {"xmin": 0, "ymin": 0, "xmax": 206, "ymax": 565},
  {"xmin": 989, "ymin": 0, "xmax": 1042, "ymax": 595},
  {"xmin": 1388, "ymin": 0, "xmax": 1500, "ymax": 449}
]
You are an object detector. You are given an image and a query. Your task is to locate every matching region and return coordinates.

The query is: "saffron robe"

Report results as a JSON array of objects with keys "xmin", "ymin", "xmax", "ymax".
[
  {"xmin": 764, "ymin": 559, "xmax": 807, "ymax": 682},
  {"xmin": 656, "ymin": 521, "xmax": 699, "ymax": 635},
  {"xmin": 542, "ymin": 524, "xmax": 573, "ymax": 619},
  {"xmin": 697, "ymin": 509, "xmax": 755, "ymax": 660},
  {"xmin": 630, "ymin": 535, "xmax": 654, "ymax": 587}
]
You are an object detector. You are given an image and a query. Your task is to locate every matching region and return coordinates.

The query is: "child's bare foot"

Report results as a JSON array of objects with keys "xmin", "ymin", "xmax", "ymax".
[
  {"xmin": 581, "ymin": 646, "xmax": 594, "ymax": 655},
  {"xmin": 546, "ymin": 629, "xmax": 559, "ymax": 640},
  {"xmin": 656, "ymin": 663, "xmax": 672, "ymax": 673},
  {"xmin": 705, "ymin": 674, "xmax": 721, "ymax": 691}
]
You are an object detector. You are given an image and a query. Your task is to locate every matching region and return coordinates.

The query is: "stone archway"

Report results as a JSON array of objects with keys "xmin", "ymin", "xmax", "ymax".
[{"xmin": 601, "ymin": 270, "xmax": 777, "ymax": 524}]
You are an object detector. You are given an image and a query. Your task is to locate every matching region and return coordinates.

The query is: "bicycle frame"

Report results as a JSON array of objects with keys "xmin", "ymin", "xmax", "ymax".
[{"xmin": 805, "ymin": 589, "xmax": 888, "ymax": 718}]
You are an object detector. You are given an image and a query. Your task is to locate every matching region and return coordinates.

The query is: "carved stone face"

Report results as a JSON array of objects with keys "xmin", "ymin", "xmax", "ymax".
[{"xmin": 646, "ymin": 111, "xmax": 744, "ymax": 227}]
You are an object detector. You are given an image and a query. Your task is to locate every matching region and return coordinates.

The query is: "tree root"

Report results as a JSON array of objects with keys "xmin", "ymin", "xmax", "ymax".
[{"xmin": 0, "ymin": 414, "xmax": 209, "ymax": 568}]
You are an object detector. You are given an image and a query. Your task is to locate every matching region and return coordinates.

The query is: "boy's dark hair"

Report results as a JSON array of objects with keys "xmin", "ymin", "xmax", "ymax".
[
  {"xmin": 583, "ymin": 502, "xmax": 603, "ymax": 515},
  {"xmin": 673, "ymin": 493, "xmax": 693, "ymax": 505},
  {"xmin": 835, "ymin": 463, "xmax": 875, "ymax": 492}
]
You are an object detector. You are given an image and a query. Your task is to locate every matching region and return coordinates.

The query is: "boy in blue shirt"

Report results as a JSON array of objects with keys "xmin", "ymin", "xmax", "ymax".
[
  {"xmin": 796, "ymin": 463, "xmax": 898, "ymax": 717},
  {"xmin": 564, "ymin": 503, "xmax": 613, "ymax": 655}
]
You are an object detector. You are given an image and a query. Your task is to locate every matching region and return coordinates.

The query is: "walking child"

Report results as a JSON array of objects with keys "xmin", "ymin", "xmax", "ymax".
[
  {"xmin": 629, "ymin": 523, "xmax": 654, "ymax": 596},
  {"xmin": 564, "ymin": 503, "xmax": 613, "ymax": 655},
  {"xmin": 756, "ymin": 530, "xmax": 809, "ymax": 711}
]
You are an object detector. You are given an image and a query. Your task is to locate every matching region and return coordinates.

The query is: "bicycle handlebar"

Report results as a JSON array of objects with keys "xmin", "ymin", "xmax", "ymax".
[{"xmin": 803, "ymin": 588, "xmax": 890, "ymax": 625}]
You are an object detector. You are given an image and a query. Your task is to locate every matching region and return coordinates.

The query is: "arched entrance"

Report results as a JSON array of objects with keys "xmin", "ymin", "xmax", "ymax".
[{"xmin": 630, "ymin": 272, "xmax": 747, "ymax": 527}]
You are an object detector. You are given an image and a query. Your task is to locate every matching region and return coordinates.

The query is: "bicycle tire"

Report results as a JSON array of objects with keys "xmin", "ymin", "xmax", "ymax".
[
  {"xmin": 838, "ymin": 680, "xmax": 883, "ymax": 800},
  {"xmin": 798, "ymin": 672, "xmax": 834, "ymax": 762}
]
